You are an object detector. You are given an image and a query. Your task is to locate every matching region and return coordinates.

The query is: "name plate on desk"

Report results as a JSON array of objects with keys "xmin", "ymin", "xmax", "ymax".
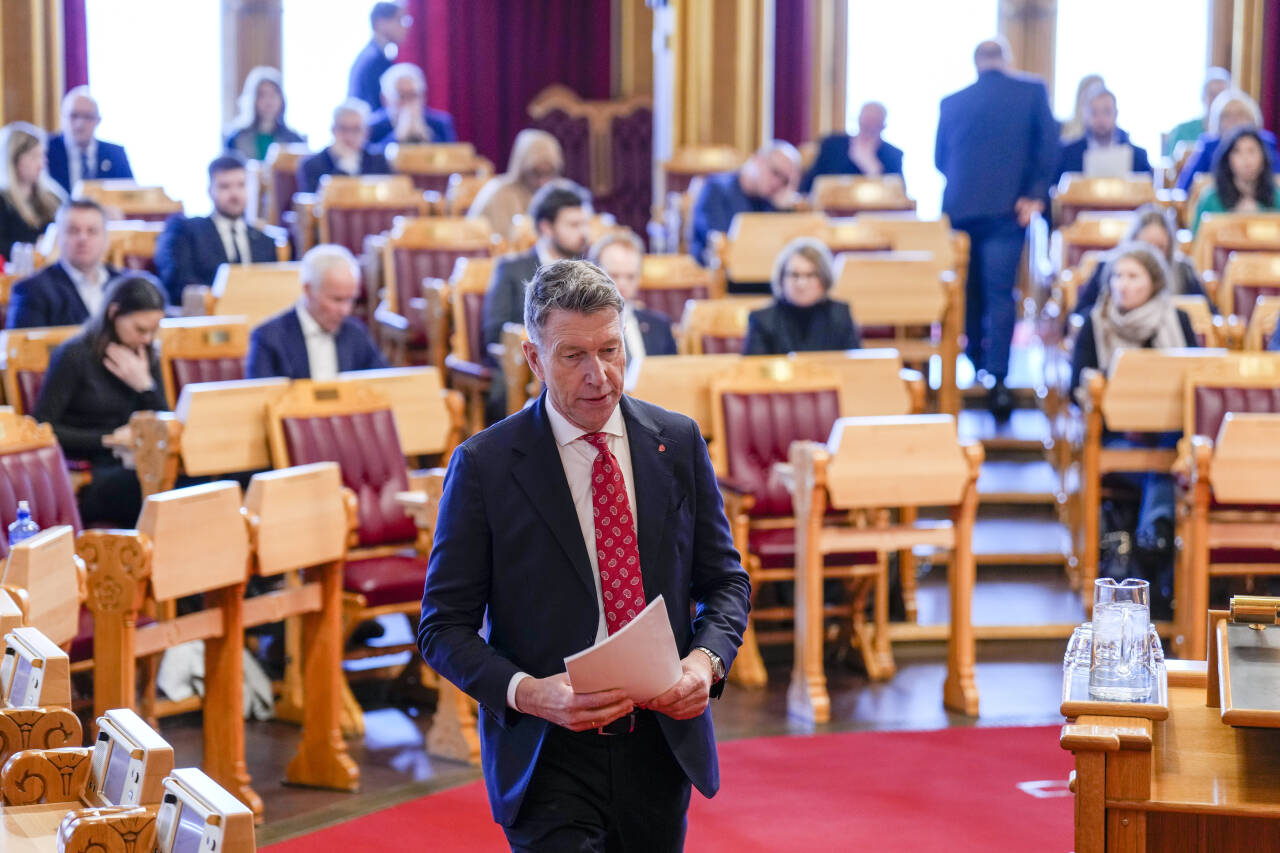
[{"xmin": 1217, "ymin": 620, "xmax": 1280, "ymax": 727}]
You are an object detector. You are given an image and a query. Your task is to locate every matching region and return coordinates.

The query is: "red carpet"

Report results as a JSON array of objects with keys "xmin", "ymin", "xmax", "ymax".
[{"xmin": 263, "ymin": 725, "xmax": 1074, "ymax": 852}]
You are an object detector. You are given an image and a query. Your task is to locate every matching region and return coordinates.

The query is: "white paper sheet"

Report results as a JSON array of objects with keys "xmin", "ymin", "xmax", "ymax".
[{"xmin": 564, "ymin": 595, "xmax": 683, "ymax": 702}]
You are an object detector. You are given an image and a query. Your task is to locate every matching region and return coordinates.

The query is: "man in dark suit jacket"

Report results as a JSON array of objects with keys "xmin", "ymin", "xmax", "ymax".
[
  {"xmin": 367, "ymin": 63, "xmax": 457, "ymax": 147},
  {"xmin": 689, "ymin": 141, "xmax": 801, "ymax": 269},
  {"xmin": 800, "ymin": 101, "xmax": 905, "ymax": 193},
  {"xmin": 590, "ymin": 230, "xmax": 678, "ymax": 357},
  {"xmin": 1054, "ymin": 87, "xmax": 1152, "ymax": 183},
  {"xmin": 246, "ymin": 244, "xmax": 386, "ymax": 379},
  {"xmin": 46, "ymin": 87, "xmax": 133, "ymax": 194},
  {"xmin": 348, "ymin": 2, "xmax": 409, "ymax": 111},
  {"xmin": 419, "ymin": 259, "xmax": 750, "ymax": 849},
  {"xmin": 483, "ymin": 180, "xmax": 592, "ymax": 422},
  {"xmin": 297, "ymin": 100, "xmax": 390, "ymax": 193},
  {"xmin": 8, "ymin": 198, "xmax": 117, "ymax": 328},
  {"xmin": 155, "ymin": 154, "xmax": 277, "ymax": 305},
  {"xmin": 936, "ymin": 38, "xmax": 1056, "ymax": 419}
]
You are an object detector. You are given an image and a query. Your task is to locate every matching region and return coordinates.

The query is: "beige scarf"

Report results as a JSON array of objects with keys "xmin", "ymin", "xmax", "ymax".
[{"xmin": 1090, "ymin": 291, "xmax": 1186, "ymax": 373}]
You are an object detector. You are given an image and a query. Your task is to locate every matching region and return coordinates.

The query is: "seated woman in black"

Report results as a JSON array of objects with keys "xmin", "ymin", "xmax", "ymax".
[
  {"xmin": 742, "ymin": 237, "xmax": 861, "ymax": 355},
  {"xmin": 34, "ymin": 273, "xmax": 168, "ymax": 527}
]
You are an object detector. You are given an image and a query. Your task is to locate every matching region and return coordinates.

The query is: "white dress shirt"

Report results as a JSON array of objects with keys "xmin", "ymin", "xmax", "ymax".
[
  {"xmin": 622, "ymin": 304, "xmax": 647, "ymax": 362},
  {"xmin": 333, "ymin": 147, "xmax": 361, "ymax": 176},
  {"xmin": 295, "ymin": 302, "xmax": 339, "ymax": 380},
  {"xmin": 68, "ymin": 138, "xmax": 98, "ymax": 189},
  {"xmin": 212, "ymin": 213, "xmax": 251, "ymax": 265},
  {"xmin": 506, "ymin": 399, "xmax": 638, "ymax": 709},
  {"xmin": 61, "ymin": 260, "xmax": 110, "ymax": 318}
]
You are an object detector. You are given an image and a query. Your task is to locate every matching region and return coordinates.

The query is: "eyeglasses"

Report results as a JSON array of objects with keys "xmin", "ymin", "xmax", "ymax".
[
  {"xmin": 68, "ymin": 112, "xmax": 99, "ymax": 122},
  {"xmin": 783, "ymin": 270, "xmax": 820, "ymax": 281}
]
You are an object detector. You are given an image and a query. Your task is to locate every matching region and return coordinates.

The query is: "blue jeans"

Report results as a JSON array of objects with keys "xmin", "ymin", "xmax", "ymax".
[
  {"xmin": 1101, "ymin": 431, "xmax": 1180, "ymax": 544},
  {"xmin": 955, "ymin": 215, "xmax": 1025, "ymax": 380}
]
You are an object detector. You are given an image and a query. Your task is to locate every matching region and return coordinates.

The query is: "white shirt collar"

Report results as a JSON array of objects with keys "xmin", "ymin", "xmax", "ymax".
[
  {"xmin": 212, "ymin": 212, "xmax": 243, "ymax": 230},
  {"xmin": 545, "ymin": 394, "xmax": 625, "ymax": 448},
  {"xmin": 295, "ymin": 301, "xmax": 331, "ymax": 338},
  {"xmin": 535, "ymin": 241, "xmax": 560, "ymax": 269},
  {"xmin": 60, "ymin": 259, "xmax": 109, "ymax": 288}
]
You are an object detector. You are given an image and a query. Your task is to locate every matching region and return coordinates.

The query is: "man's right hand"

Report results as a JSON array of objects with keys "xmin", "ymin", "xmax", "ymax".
[{"xmin": 514, "ymin": 673, "xmax": 634, "ymax": 732}]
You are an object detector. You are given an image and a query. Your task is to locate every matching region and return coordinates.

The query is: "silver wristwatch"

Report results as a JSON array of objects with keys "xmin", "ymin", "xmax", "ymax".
[{"xmin": 694, "ymin": 646, "xmax": 725, "ymax": 683}]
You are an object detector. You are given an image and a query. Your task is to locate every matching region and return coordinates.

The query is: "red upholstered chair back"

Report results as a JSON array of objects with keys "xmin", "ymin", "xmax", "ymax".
[
  {"xmin": 169, "ymin": 358, "xmax": 245, "ymax": 401},
  {"xmin": 280, "ymin": 407, "xmax": 416, "ymax": 548},
  {"xmin": 1229, "ymin": 285, "xmax": 1280, "ymax": 324},
  {"xmin": 702, "ymin": 335, "xmax": 744, "ymax": 355},
  {"xmin": 0, "ymin": 417, "xmax": 82, "ymax": 559},
  {"xmin": 1193, "ymin": 384, "xmax": 1280, "ymax": 440},
  {"xmin": 640, "ymin": 286, "xmax": 707, "ymax": 324},
  {"xmin": 324, "ymin": 208, "xmax": 419, "ymax": 256},
  {"xmin": 461, "ymin": 291, "xmax": 486, "ymax": 364},
  {"xmin": 17, "ymin": 371, "xmax": 45, "ymax": 417},
  {"xmin": 719, "ymin": 388, "xmax": 841, "ymax": 517},
  {"xmin": 529, "ymin": 110, "xmax": 590, "ymax": 191},
  {"xmin": 393, "ymin": 247, "xmax": 488, "ymax": 318},
  {"xmin": 598, "ymin": 107, "xmax": 654, "ymax": 238}
]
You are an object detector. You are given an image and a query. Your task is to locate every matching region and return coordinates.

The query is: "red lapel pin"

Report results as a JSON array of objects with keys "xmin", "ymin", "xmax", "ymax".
[{"xmin": 658, "ymin": 444, "xmax": 666, "ymax": 452}]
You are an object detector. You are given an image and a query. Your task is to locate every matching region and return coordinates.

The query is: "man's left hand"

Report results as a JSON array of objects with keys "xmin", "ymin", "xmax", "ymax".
[{"xmin": 643, "ymin": 651, "xmax": 713, "ymax": 720}]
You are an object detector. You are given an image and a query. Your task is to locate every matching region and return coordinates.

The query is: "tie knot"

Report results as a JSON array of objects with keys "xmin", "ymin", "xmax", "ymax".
[{"xmin": 581, "ymin": 432, "xmax": 609, "ymax": 452}]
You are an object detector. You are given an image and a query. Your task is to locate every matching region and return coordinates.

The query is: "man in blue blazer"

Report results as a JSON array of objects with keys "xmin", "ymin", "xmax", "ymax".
[
  {"xmin": 348, "ymin": 2, "xmax": 410, "ymax": 111},
  {"xmin": 246, "ymin": 244, "xmax": 386, "ymax": 380},
  {"xmin": 419, "ymin": 259, "xmax": 750, "ymax": 850},
  {"xmin": 297, "ymin": 100, "xmax": 390, "ymax": 193},
  {"xmin": 367, "ymin": 63, "xmax": 457, "ymax": 147},
  {"xmin": 590, "ymin": 230, "xmax": 678, "ymax": 357},
  {"xmin": 46, "ymin": 87, "xmax": 133, "ymax": 194},
  {"xmin": 8, "ymin": 198, "xmax": 117, "ymax": 328},
  {"xmin": 800, "ymin": 102, "xmax": 904, "ymax": 193},
  {"xmin": 936, "ymin": 38, "xmax": 1056, "ymax": 419},
  {"xmin": 688, "ymin": 141, "xmax": 801, "ymax": 270},
  {"xmin": 1054, "ymin": 87, "xmax": 1152, "ymax": 183},
  {"xmin": 155, "ymin": 154, "xmax": 278, "ymax": 305}
]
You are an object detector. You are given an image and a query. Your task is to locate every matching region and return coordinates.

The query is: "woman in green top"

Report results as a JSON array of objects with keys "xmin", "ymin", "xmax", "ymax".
[
  {"xmin": 1192, "ymin": 127, "xmax": 1279, "ymax": 234},
  {"xmin": 223, "ymin": 66, "xmax": 305, "ymax": 162}
]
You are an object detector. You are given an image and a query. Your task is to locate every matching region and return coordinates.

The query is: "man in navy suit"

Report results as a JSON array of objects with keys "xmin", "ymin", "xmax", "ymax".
[
  {"xmin": 7, "ymin": 198, "xmax": 116, "ymax": 328},
  {"xmin": 936, "ymin": 38, "xmax": 1056, "ymax": 419},
  {"xmin": 246, "ymin": 244, "xmax": 386, "ymax": 380},
  {"xmin": 419, "ymin": 259, "xmax": 750, "ymax": 850},
  {"xmin": 297, "ymin": 99, "xmax": 390, "ymax": 193},
  {"xmin": 348, "ymin": 2, "xmax": 410, "ymax": 111},
  {"xmin": 590, "ymin": 231, "xmax": 678, "ymax": 358},
  {"xmin": 800, "ymin": 101, "xmax": 905, "ymax": 193},
  {"xmin": 367, "ymin": 63, "xmax": 457, "ymax": 147},
  {"xmin": 46, "ymin": 87, "xmax": 133, "ymax": 194},
  {"xmin": 688, "ymin": 141, "xmax": 801, "ymax": 269},
  {"xmin": 1054, "ymin": 86, "xmax": 1152, "ymax": 183},
  {"xmin": 155, "ymin": 154, "xmax": 278, "ymax": 305}
]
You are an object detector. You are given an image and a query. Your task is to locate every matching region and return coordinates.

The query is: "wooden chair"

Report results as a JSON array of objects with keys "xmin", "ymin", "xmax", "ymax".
[
  {"xmin": 314, "ymin": 174, "xmax": 431, "ymax": 257},
  {"xmin": 385, "ymin": 142, "xmax": 490, "ymax": 195},
  {"xmin": 638, "ymin": 254, "xmax": 724, "ymax": 325},
  {"xmin": 107, "ymin": 220, "xmax": 166, "ymax": 273},
  {"xmin": 1056, "ymin": 214, "xmax": 1132, "ymax": 271},
  {"xmin": 262, "ymin": 142, "xmax": 312, "ymax": 226},
  {"xmin": 662, "ymin": 146, "xmax": 747, "ymax": 195},
  {"xmin": 678, "ymin": 296, "xmax": 771, "ymax": 354},
  {"xmin": 182, "ymin": 262, "xmax": 301, "ymax": 326},
  {"xmin": 156, "ymin": 316, "xmax": 249, "ymax": 408},
  {"xmin": 442, "ymin": 257, "xmax": 495, "ymax": 434},
  {"xmin": 1176, "ymin": 354, "xmax": 1280, "ymax": 659},
  {"xmin": 1172, "ymin": 295, "xmax": 1226, "ymax": 348},
  {"xmin": 712, "ymin": 212, "xmax": 831, "ymax": 286},
  {"xmin": 499, "ymin": 323, "xmax": 535, "ymax": 416},
  {"xmin": 1244, "ymin": 295, "xmax": 1280, "ymax": 350},
  {"xmin": 1216, "ymin": 251, "xmax": 1280, "ymax": 325},
  {"xmin": 626, "ymin": 353, "xmax": 742, "ymax": 437},
  {"xmin": 0, "ymin": 325, "xmax": 80, "ymax": 415},
  {"xmin": 446, "ymin": 172, "xmax": 488, "ymax": 216},
  {"xmin": 1193, "ymin": 213, "xmax": 1280, "ymax": 282},
  {"xmin": 74, "ymin": 180, "xmax": 182, "ymax": 222},
  {"xmin": 376, "ymin": 216, "xmax": 497, "ymax": 369},
  {"xmin": 811, "ymin": 174, "xmax": 915, "ymax": 216},
  {"xmin": 817, "ymin": 218, "xmax": 895, "ymax": 256},
  {"xmin": 788, "ymin": 415, "xmax": 983, "ymax": 720},
  {"xmin": 1053, "ymin": 174, "xmax": 1157, "ymax": 227},
  {"xmin": 1076, "ymin": 348, "xmax": 1227, "ymax": 603},
  {"xmin": 831, "ymin": 251, "xmax": 963, "ymax": 416}
]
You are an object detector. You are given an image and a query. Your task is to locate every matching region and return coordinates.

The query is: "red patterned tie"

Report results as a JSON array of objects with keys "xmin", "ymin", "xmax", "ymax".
[{"xmin": 582, "ymin": 432, "xmax": 645, "ymax": 634}]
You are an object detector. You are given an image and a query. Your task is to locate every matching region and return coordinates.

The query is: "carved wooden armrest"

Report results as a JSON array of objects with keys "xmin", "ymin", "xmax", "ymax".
[
  {"xmin": 2, "ymin": 746, "xmax": 93, "ymax": 804},
  {"xmin": 58, "ymin": 806, "xmax": 156, "ymax": 853},
  {"xmin": 0, "ymin": 707, "xmax": 83, "ymax": 762}
]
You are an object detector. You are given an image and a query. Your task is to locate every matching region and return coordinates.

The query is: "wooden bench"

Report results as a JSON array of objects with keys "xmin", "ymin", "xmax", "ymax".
[
  {"xmin": 182, "ymin": 262, "xmax": 301, "ymax": 325},
  {"xmin": 638, "ymin": 254, "xmax": 724, "ymax": 325},
  {"xmin": 75, "ymin": 180, "xmax": 182, "ymax": 223},
  {"xmin": 1056, "ymin": 214, "xmax": 1132, "ymax": 271},
  {"xmin": 1194, "ymin": 213, "xmax": 1280, "ymax": 282},
  {"xmin": 1216, "ymin": 251, "xmax": 1280, "ymax": 326},
  {"xmin": 157, "ymin": 316, "xmax": 249, "ymax": 408},
  {"xmin": 1053, "ymin": 174, "xmax": 1156, "ymax": 227},
  {"xmin": 384, "ymin": 142, "xmax": 491, "ymax": 195},
  {"xmin": 677, "ymin": 296, "xmax": 771, "ymax": 354},
  {"xmin": 1244, "ymin": 295, "xmax": 1280, "ymax": 350},
  {"xmin": 811, "ymin": 174, "xmax": 915, "ymax": 216}
]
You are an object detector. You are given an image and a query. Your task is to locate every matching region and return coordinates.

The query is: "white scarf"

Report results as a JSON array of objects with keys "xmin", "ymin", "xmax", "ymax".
[{"xmin": 1090, "ymin": 290, "xmax": 1186, "ymax": 373}]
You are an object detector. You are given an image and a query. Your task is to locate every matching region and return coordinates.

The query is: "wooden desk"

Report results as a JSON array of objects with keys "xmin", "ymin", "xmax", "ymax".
[
  {"xmin": 0, "ymin": 802, "xmax": 79, "ymax": 850},
  {"xmin": 1063, "ymin": 666, "xmax": 1280, "ymax": 852}
]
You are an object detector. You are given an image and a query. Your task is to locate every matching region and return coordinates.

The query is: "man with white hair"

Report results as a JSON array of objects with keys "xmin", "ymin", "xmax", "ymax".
[
  {"xmin": 245, "ymin": 243, "xmax": 387, "ymax": 379},
  {"xmin": 688, "ymin": 140, "xmax": 801, "ymax": 270},
  {"xmin": 1165, "ymin": 67, "xmax": 1232, "ymax": 157},
  {"xmin": 367, "ymin": 63, "xmax": 457, "ymax": 147},
  {"xmin": 297, "ymin": 99, "xmax": 390, "ymax": 193},
  {"xmin": 46, "ymin": 86, "xmax": 133, "ymax": 193},
  {"xmin": 1175, "ymin": 88, "xmax": 1280, "ymax": 191}
]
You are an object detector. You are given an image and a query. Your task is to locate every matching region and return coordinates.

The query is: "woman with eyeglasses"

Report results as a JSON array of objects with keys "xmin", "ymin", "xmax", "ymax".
[{"xmin": 741, "ymin": 237, "xmax": 861, "ymax": 355}]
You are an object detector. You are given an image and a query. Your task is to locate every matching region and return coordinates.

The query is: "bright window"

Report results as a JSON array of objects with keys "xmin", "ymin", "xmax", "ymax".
[
  {"xmin": 282, "ymin": 0, "xmax": 379, "ymax": 152},
  {"xmin": 86, "ymin": 0, "xmax": 222, "ymax": 215},
  {"xmin": 1054, "ymin": 0, "xmax": 1209, "ymax": 158},
  {"xmin": 845, "ymin": 0, "xmax": 1001, "ymax": 218}
]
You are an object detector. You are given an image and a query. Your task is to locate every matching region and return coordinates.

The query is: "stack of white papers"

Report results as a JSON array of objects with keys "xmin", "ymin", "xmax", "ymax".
[{"xmin": 564, "ymin": 595, "xmax": 683, "ymax": 703}]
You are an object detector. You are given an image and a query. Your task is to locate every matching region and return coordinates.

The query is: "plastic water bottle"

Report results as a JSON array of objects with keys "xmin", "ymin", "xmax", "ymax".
[{"xmin": 8, "ymin": 502, "xmax": 39, "ymax": 547}]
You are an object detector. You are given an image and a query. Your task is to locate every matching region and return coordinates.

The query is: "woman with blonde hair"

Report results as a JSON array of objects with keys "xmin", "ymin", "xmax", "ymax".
[
  {"xmin": 0, "ymin": 122, "xmax": 66, "ymax": 259},
  {"xmin": 1060, "ymin": 73, "xmax": 1104, "ymax": 140},
  {"xmin": 224, "ymin": 66, "xmax": 305, "ymax": 161},
  {"xmin": 467, "ymin": 128, "xmax": 564, "ymax": 242},
  {"xmin": 741, "ymin": 237, "xmax": 861, "ymax": 355}
]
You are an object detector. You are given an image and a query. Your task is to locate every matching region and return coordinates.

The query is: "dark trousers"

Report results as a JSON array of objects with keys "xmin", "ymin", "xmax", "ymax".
[
  {"xmin": 956, "ymin": 215, "xmax": 1025, "ymax": 380},
  {"xmin": 78, "ymin": 463, "xmax": 144, "ymax": 527},
  {"xmin": 504, "ymin": 712, "xmax": 692, "ymax": 853}
]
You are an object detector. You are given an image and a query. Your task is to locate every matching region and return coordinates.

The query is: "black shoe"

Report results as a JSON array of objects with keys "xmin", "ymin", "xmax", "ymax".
[
  {"xmin": 1136, "ymin": 518, "xmax": 1174, "ymax": 554},
  {"xmin": 347, "ymin": 619, "xmax": 386, "ymax": 649},
  {"xmin": 988, "ymin": 380, "xmax": 1014, "ymax": 422}
]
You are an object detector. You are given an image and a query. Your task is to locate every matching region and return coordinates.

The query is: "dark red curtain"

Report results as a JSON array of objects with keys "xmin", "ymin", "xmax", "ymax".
[
  {"xmin": 1262, "ymin": 0, "xmax": 1280, "ymax": 134},
  {"xmin": 400, "ymin": 0, "xmax": 612, "ymax": 169},
  {"xmin": 772, "ymin": 0, "xmax": 813, "ymax": 145},
  {"xmin": 64, "ymin": 0, "xmax": 89, "ymax": 90}
]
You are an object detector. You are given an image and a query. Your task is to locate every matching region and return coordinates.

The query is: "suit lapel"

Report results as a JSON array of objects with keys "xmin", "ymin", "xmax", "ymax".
[
  {"xmin": 199, "ymin": 217, "xmax": 230, "ymax": 264},
  {"xmin": 622, "ymin": 396, "xmax": 673, "ymax": 602},
  {"xmin": 282, "ymin": 311, "xmax": 311, "ymax": 378},
  {"xmin": 511, "ymin": 396, "xmax": 598, "ymax": 604}
]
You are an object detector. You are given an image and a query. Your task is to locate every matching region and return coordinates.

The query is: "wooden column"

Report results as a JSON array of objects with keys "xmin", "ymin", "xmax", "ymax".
[
  {"xmin": 1210, "ymin": 0, "xmax": 1235, "ymax": 69},
  {"xmin": 0, "ymin": 0, "xmax": 64, "ymax": 127},
  {"xmin": 1232, "ymin": 0, "xmax": 1266, "ymax": 102},
  {"xmin": 612, "ymin": 0, "xmax": 653, "ymax": 99},
  {"xmin": 220, "ymin": 0, "xmax": 283, "ymax": 126},
  {"xmin": 808, "ymin": 0, "xmax": 847, "ymax": 139},
  {"xmin": 999, "ymin": 0, "xmax": 1058, "ymax": 99}
]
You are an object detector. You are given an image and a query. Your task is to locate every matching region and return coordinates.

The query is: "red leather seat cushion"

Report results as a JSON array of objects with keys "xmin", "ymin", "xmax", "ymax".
[
  {"xmin": 1194, "ymin": 385, "xmax": 1280, "ymax": 440},
  {"xmin": 325, "ymin": 207, "xmax": 419, "ymax": 255},
  {"xmin": 170, "ymin": 358, "xmax": 245, "ymax": 401},
  {"xmin": 1209, "ymin": 546, "xmax": 1280, "ymax": 565},
  {"xmin": 1232, "ymin": 284, "xmax": 1280, "ymax": 323},
  {"xmin": 702, "ymin": 335, "xmax": 743, "ymax": 355},
  {"xmin": 748, "ymin": 526, "xmax": 878, "ymax": 570},
  {"xmin": 70, "ymin": 606, "xmax": 155, "ymax": 662},
  {"xmin": 0, "ymin": 443, "xmax": 83, "ymax": 559},
  {"xmin": 344, "ymin": 553, "xmax": 428, "ymax": 608}
]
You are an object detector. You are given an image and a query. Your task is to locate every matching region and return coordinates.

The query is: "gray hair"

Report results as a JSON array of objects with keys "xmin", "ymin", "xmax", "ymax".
[
  {"xmin": 524, "ymin": 260, "xmax": 624, "ymax": 347},
  {"xmin": 587, "ymin": 229, "xmax": 644, "ymax": 267},
  {"xmin": 756, "ymin": 139, "xmax": 801, "ymax": 166},
  {"xmin": 1208, "ymin": 88, "xmax": 1262, "ymax": 135},
  {"xmin": 332, "ymin": 98, "xmax": 371, "ymax": 127},
  {"xmin": 771, "ymin": 237, "xmax": 835, "ymax": 300},
  {"xmin": 380, "ymin": 63, "xmax": 426, "ymax": 102},
  {"xmin": 300, "ymin": 244, "xmax": 359, "ymax": 288},
  {"xmin": 60, "ymin": 85, "xmax": 99, "ymax": 119}
]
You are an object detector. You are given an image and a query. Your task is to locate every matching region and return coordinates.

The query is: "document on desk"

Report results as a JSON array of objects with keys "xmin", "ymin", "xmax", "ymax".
[{"xmin": 565, "ymin": 595, "xmax": 683, "ymax": 702}]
